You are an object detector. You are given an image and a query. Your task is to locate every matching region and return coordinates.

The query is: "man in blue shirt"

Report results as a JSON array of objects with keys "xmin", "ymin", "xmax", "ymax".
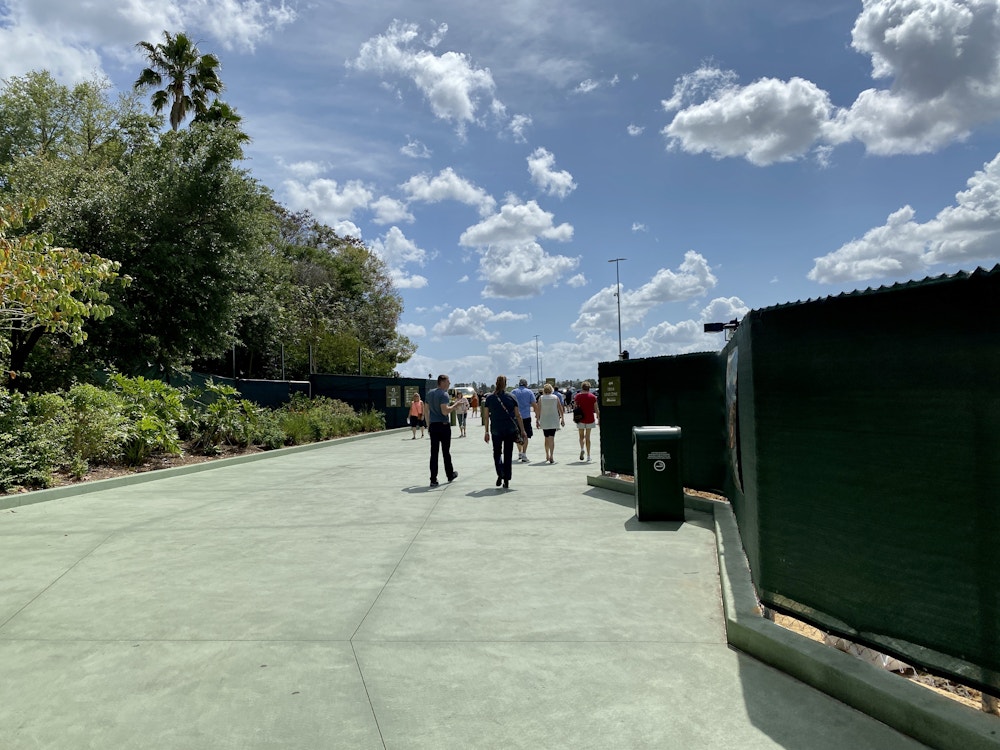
[
  {"xmin": 511, "ymin": 378, "xmax": 538, "ymax": 463},
  {"xmin": 426, "ymin": 374, "xmax": 459, "ymax": 487}
]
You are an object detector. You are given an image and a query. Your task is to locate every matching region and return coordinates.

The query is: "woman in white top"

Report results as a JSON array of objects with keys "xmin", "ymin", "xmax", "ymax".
[{"xmin": 536, "ymin": 383, "xmax": 565, "ymax": 463}]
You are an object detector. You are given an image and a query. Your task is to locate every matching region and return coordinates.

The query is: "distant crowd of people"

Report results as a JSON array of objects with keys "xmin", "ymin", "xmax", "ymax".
[{"xmin": 410, "ymin": 377, "xmax": 600, "ymax": 490}]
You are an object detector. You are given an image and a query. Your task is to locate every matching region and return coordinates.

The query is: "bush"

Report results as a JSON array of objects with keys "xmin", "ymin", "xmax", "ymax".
[
  {"xmin": 0, "ymin": 389, "xmax": 62, "ymax": 491},
  {"xmin": 60, "ymin": 383, "xmax": 129, "ymax": 472},
  {"xmin": 356, "ymin": 407, "xmax": 386, "ymax": 433},
  {"xmin": 277, "ymin": 394, "xmax": 366, "ymax": 442},
  {"xmin": 186, "ymin": 381, "xmax": 269, "ymax": 454},
  {"xmin": 108, "ymin": 374, "xmax": 187, "ymax": 465}
]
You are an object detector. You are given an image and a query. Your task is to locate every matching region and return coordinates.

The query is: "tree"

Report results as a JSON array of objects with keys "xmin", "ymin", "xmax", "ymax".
[
  {"xmin": 0, "ymin": 199, "xmax": 128, "ymax": 383},
  {"xmin": 134, "ymin": 31, "xmax": 224, "ymax": 131}
]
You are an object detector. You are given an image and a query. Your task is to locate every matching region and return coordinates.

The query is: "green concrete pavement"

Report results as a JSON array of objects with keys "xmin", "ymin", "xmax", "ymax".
[{"xmin": 0, "ymin": 423, "xmax": 960, "ymax": 748}]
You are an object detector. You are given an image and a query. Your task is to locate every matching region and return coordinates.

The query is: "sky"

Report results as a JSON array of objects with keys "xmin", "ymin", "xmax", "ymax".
[{"xmin": 3, "ymin": 0, "xmax": 1000, "ymax": 386}]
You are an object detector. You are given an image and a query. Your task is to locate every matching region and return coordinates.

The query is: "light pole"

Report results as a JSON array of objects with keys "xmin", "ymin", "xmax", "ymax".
[
  {"xmin": 608, "ymin": 257, "xmax": 626, "ymax": 357},
  {"xmin": 534, "ymin": 334, "xmax": 540, "ymax": 386}
]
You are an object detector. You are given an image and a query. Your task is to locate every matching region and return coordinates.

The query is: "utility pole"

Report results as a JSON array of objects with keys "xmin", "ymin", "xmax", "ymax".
[
  {"xmin": 534, "ymin": 334, "xmax": 540, "ymax": 386},
  {"xmin": 608, "ymin": 258, "xmax": 626, "ymax": 357}
]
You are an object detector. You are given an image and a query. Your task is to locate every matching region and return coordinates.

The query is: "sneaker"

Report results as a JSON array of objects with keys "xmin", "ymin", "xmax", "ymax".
[
  {"xmin": 521, "ymin": 455, "xmax": 530, "ymax": 463},
  {"xmin": 430, "ymin": 480, "xmax": 439, "ymax": 487},
  {"xmin": 580, "ymin": 450, "xmax": 585, "ymax": 461},
  {"xmin": 496, "ymin": 477, "xmax": 502, "ymax": 487},
  {"xmin": 447, "ymin": 472, "xmax": 458, "ymax": 483},
  {"xmin": 586, "ymin": 456, "xmax": 591, "ymax": 463}
]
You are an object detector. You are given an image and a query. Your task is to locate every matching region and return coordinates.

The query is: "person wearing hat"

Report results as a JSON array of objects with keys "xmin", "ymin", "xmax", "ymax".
[{"xmin": 511, "ymin": 378, "xmax": 538, "ymax": 463}]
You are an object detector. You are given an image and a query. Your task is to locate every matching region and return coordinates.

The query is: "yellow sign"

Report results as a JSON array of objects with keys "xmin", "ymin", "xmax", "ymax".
[{"xmin": 600, "ymin": 376, "xmax": 621, "ymax": 406}]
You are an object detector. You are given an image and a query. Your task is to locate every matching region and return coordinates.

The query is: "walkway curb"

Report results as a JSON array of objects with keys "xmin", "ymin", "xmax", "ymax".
[
  {"xmin": 0, "ymin": 430, "xmax": 388, "ymax": 512},
  {"xmin": 587, "ymin": 474, "xmax": 1000, "ymax": 750}
]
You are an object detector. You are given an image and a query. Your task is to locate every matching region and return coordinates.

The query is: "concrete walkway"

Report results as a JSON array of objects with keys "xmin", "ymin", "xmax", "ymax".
[{"xmin": 1, "ymin": 423, "xmax": 929, "ymax": 749}]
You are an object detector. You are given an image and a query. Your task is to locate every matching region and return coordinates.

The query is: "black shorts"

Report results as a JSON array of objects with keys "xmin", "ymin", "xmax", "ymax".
[
  {"xmin": 543, "ymin": 428, "xmax": 557, "ymax": 438},
  {"xmin": 521, "ymin": 421, "xmax": 533, "ymax": 438},
  {"xmin": 409, "ymin": 416, "xmax": 423, "ymax": 428}
]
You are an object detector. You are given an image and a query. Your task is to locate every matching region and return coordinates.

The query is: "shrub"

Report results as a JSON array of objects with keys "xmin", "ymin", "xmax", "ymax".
[
  {"xmin": 356, "ymin": 407, "xmax": 386, "ymax": 433},
  {"xmin": 277, "ymin": 394, "xmax": 364, "ymax": 441},
  {"xmin": 108, "ymin": 374, "xmax": 187, "ymax": 464},
  {"xmin": 186, "ymin": 381, "xmax": 269, "ymax": 454},
  {"xmin": 60, "ymin": 383, "xmax": 129, "ymax": 471},
  {"xmin": 0, "ymin": 389, "xmax": 62, "ymax": 491}
]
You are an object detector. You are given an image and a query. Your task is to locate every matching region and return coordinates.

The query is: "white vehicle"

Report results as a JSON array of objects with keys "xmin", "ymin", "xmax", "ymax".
[{"xmin": 450, "ymin": 385, "xmax": 475, "ymax": 400}]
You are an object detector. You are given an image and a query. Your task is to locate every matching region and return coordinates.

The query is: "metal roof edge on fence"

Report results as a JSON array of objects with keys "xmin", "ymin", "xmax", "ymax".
[{"xmin": 751, "ymin": 264, "xmax": 1000, "ymax": 314}]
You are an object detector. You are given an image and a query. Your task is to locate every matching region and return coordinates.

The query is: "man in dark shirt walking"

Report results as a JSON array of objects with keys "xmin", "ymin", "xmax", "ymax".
[{"xmin": 426, "ymin": 374, "xmax": 459, "ymax": 487}]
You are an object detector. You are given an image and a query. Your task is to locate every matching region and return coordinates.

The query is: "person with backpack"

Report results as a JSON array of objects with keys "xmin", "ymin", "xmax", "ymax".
[{"xmin": 482, "ymin": 375, "xmax": 526, "ymax": 490}]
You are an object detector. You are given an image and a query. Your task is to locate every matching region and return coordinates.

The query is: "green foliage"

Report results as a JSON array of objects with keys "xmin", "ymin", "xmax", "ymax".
[
  {"xmin": 276, "ymin": 394, "xmax": 382, "ymax": 444},
  {"xmin": 0, "ymin": 198, "xmax": 129, "ymax": 381},
  {"xmin": 134, "ymin": 31, "xmax": 224, "ymax": 132},
  {"xmin": 0, "ymin": 375, "xmax": 386, "ymax": 492},
  {"xmin": 0, "ymin": 388, "xmax": 61, "ymax": 490},
  {"xmin": 108, "ymin": 374, "xmax": 187, "ymax": 464},
  {"xmin": 60, "ymin": 383, "xmax": 130, "ymax": 471},
  {"xmin": 185, "ymin": 381, "xmax": 267, "ymax": 454}
]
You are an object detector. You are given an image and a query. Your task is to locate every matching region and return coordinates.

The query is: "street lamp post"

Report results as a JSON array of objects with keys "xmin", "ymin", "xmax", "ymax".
[
  {"xmin": 534, "ymin": 334, "xmax": 540, "ymax": 386},
  {"xmin": 608, "ymin": 257, "xmax": 626, "ymax": 357}
]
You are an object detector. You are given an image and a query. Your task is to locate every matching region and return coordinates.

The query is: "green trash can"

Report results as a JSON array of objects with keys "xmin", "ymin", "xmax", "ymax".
[{"xmin": 633, "ymin": 426, "xmax": 684, "ymax": 522}]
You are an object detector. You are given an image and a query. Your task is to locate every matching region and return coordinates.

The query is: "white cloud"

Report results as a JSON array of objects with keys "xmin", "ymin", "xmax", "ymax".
[
  {"xmin": 527, "ymin": 147, "xmax": 577, "ymax": 199},
  {"xmin": 0, "ymin": 25, "xmax": 103, "ymax": 82},
  {"xmin": 632, "ymin": 222, "xmax": 647, "ymax": 233},
  {"xmin": 663, "ymin": 73, "xmax": 834, "ymax": 166},
  {"xmin": 700, "ymin": 296, "xmax": 750, "ymax": 323},
  {"xmin": 349, "ymin": 20, "xmax": 501, "ymax": 137},
  {"xmin": 193, "ymin": 0, "xmax": 297, "ymax": 51},
  {"xmin": 573, "ymin": 250, "xmax": 717, "ymax": 332},
  {"xmin": 398, "ymin": 323, "xmax": 426, "ymax": 338},
  {"xmin": 371, "ymin": 196, "xmax": 414, "ymax": 225},
  {"xmin": 662, "ymin": 2, "xmax": 1000, "ymax": 163},
  {"xmin": 0, "ymin": 0, "xmax": 294, "ymax": 76},
  {"xmin": 478, "ymin": 243, "xmax": 580, "ymax": 299},
  {"xmin": 567, "ymin": 273, "xmax": 588, "ymax": 288},
  {"xmin": 809, "ymin": 151, "xmax": 1000, "ymax": 283},
  {"xmin": 401, "ymin": 167, "xmax": 496, "ymax": 217},
  {"xmin": 575, "ymin": 78, "xmax": 600, "ymax": 94},
  {"xmin": 400, "ymin": 138, "xmax": 431, "ymax": 159},
  {"xmin": 460, "ymin": 197, "xmax": 574, "ymax": 247},
  {"xmin": 432, "ymin": 304, "xmax": 530, "ymax": 340},
  {"xmin": 277, "ymin": 159, "xmax": 328, "ymax": 180},
  {"xmin": 623, "ymin": 296, "xmax": 747, "ymax": 358},
  {"xmin": 459, "ymin": 197, "xmax": 579, "ymax": 297},
  {"xmin": 627, "ymin": 124, "xmax": 644, "ymax": 136},
  {"xmin": 832, "ymin": 0, "xmax": 1000, "ymax": 155},
  {"xmin": 508, "ymin": 114, "xmax": 533, "ymax": 143},
  {"xmin": 369, "ymin": 226, "xmax": 428, "ymax": 289},
  {"xmin": 283, "ymin": 177, "xmax": 373, "ymax": 227}
]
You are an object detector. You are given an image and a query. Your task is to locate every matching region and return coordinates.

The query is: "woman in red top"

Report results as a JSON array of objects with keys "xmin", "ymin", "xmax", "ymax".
[{"xmin": 573, "ymin": 381, "xmax": 600, "ymax": 462}]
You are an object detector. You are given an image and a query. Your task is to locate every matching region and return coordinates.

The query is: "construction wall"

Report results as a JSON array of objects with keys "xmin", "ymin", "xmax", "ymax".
[
  {"xmin": 725, "ymin": 267, "xmax": 999, "ymax": 693},
  {"xmin": 598, "ymin": 353, "xmax": 726, "ymax": 490},
  {"xmin": 310, "ymin": 374, "xmax": 426, "ymax": 429}
]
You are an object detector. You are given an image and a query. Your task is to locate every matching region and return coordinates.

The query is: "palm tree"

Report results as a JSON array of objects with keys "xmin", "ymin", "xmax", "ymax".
[{"xmin": 134, "ymin": 31, "xmax": 224, "ymax": 131}]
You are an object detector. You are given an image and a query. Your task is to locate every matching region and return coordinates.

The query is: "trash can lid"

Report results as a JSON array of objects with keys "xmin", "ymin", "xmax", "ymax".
[{"xmin": 632, "ymin": 426, "xmax": 682, "ymax": 437}]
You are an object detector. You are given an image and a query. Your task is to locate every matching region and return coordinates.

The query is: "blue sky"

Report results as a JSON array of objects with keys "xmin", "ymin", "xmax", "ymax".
[{"xmin": 3, "ymin": 0, "xmax": 1000, "ymax": 385}]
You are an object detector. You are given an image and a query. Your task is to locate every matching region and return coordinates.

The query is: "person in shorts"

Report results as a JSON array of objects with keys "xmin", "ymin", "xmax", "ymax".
[
  {"xmin": 408, "ymin": 392, "xmax": 425, "ymax": 439},
  {"xmin": 574, "ymin": 381, "xmax": 599, "ymax": 462},
  {"xmin": 511, "ymin": 378, "xmax": 538, "ymax": 462}
]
